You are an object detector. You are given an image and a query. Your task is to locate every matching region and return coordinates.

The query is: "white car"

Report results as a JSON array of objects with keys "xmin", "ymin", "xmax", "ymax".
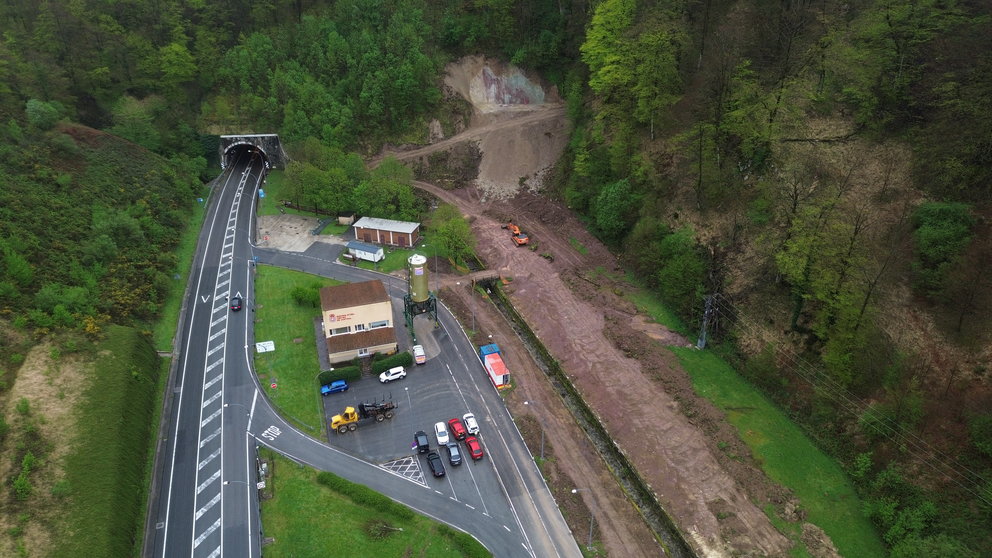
[
  {"xmin": 434, "ymin": 421, "xmax": 449, "ymax": 445},
  {"xmin": 379, "ymin": 366, "xmax": 406, "ymax": 383},
  {"xmin": 463, "ymin": 412, "xmax": 480, "ymax": 435},
  {"xmin": 412, "ymin": 345, "xmax": 426, "ymax": 364}
]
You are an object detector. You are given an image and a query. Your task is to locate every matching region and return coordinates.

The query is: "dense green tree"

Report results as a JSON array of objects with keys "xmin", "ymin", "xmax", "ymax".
[
  {"xmin": 655, "ymin": 228, "xmax": 706, "ymax": 319},
  {"xmin": 592, "ymin": 178, "xmax": 637, "ymax": 244},
  {"xmin": 911, "ymin": 201, "xmax": 974, "ymax": 295}
]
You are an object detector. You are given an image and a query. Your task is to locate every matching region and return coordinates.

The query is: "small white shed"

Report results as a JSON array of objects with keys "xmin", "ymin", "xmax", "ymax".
[{"xmin": 346, "ymin": 240, "xmax": 385, "ymax": 263}]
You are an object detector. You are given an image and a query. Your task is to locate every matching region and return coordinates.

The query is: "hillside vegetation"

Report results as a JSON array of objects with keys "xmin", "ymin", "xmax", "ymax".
[{"xmin": 1, "ymin": 0, "xmax": 990, "ymax": 556}]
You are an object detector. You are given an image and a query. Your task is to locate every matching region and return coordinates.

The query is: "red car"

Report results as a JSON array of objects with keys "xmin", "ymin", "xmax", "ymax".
[
  {"xmin": 464, "ymin": 436, "xmax": 484, "ymax": 461},
  {"xmin": 447, "ymin": 418, "xmax": 467, "ymax": 441}
]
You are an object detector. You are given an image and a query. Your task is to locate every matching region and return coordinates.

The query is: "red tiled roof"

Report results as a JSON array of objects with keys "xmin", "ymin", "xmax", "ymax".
[
  {"xmin": 325, "ymin": 327, "xmax": 397, "ymax": 353},
  {"xmin": 320, "ymin": 280, "xmax": 388, "ymax": 311}
]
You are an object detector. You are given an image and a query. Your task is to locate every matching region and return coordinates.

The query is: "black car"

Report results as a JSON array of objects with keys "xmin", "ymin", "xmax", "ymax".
[
  {"xmin": 426, "ymin": 450, "xmax": 446, "ymax": 477},
  {"xmin": 230, "ymin": 297, "xmax": 242, "ymax": 312},
  {"xmin": 414, "ymin": 430, "xmax": 430, "ymax": 454},
  {"xmin": 445, "ymin": 442, "xmax": 462, "ymax": 466}
]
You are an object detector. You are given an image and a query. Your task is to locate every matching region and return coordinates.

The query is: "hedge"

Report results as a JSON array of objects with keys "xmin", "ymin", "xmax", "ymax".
[
  {"xmin": 371, "ymin": 351, "xmax": 413, "ymax": 373},
  {"xmin": 317, "ymin": 365, "xmax": 362, "ymax": 386},
  {"xmin": 315, "ymin": 471, "xmax": 414, "ymax": 520}
]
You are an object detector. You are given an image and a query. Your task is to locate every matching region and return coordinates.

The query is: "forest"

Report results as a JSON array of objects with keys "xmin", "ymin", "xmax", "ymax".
[{"xmin": 0, "ymin": 0, "xmax": 990, "ymax": 556}]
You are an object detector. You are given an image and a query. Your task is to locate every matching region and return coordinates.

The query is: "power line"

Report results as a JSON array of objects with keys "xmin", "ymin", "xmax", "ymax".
[{"xmin": 708, "ymin": 294, "xmax": 992, "ymax": 506}]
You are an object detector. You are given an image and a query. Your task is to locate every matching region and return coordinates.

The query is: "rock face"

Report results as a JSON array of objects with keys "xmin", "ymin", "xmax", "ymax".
[
  {"xmin": 438, "ymin": 56, "xmax": 568, "ymax": 199},
  {"xmin": 443, "ymin": 55, "xmax": 560, "ymax": 114}
]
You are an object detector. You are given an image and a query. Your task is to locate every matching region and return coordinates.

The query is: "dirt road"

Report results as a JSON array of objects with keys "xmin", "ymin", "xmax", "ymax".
[{"xmin": 373, "ymin": 58, "xmax": 801, "ymax": 556}]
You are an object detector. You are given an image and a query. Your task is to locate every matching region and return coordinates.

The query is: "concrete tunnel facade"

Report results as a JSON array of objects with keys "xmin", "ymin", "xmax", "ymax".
[{"xmin": 219, "ymin": 134, "xmax": 288, "ymax": 169}]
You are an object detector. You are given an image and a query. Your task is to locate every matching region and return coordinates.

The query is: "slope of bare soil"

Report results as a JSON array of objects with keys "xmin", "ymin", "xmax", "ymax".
[{"xmin": 365, "ymin": 57, "xmax": 806, "ymax": 556}]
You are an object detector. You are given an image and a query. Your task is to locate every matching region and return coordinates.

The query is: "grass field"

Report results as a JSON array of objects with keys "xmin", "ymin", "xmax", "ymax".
[
  {"xmin": 53, "ymin": 326, "xmax": 161, "ymax": 558},
  {"xmin": 153, "ymin": 185, "xmax": 212, "ymax": 351},
  {"xmin": 260, "ymin": 450, "xmax": 490, "ymax": 557},
  {"xmin": 254, "ymin": 266, "xmax": 344, "ymax": 435},
  {"xmin": 669, "ymin": 347, "xmax": 887, "ymax": 558},
  {"xmin": 624, "ymin": 282, "xmax": 691, "ymax": 336}
]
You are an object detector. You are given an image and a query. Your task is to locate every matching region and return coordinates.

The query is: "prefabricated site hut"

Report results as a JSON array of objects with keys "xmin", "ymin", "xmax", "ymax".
[
  {"xmin": 345, "ymin": 240, "xmax": 384, "ymax": 263},
  {"xmin": 352, "ymin": 216, "xmax": 421, "ymax": 247},
  {"xmin": 320, "ymin": 280, "xmax": 398, "ymax": 364}
]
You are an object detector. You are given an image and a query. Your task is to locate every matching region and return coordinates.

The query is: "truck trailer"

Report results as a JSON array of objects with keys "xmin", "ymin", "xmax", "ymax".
[{"xmin": 478, "ymin": 344, "xmax": 511, "ymax": 390}]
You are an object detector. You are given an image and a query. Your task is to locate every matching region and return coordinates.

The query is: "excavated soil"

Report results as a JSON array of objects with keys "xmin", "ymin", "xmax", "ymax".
[{"xmin": 263, "ymin": 56, "xmax": 832, "ymax": 557}]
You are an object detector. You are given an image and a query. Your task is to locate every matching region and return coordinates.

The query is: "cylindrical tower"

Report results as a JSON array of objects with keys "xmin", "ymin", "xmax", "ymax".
[{"xmin": 408, "ymin": 254, "xmax": 429, "ymax": 302}]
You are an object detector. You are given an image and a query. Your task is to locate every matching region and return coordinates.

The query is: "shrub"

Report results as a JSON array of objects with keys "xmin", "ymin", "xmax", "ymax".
[
  {"xmin": 13, "ymin": 472, "xmax": 32, "ymax": 500},
  {"xmin": 15, "ymin": 398, "xmax": 30, "ymax": 416},
  {"xmin": 968, "ymin": 413, "xmax": 992, "ymax": 458},
  {"xmin": 317, "ymin": 365, "xmax": 361, "ymax": 385},
  {"xmin": 371, "ymin": 352, "xmax": 413, "ymax": 373}
]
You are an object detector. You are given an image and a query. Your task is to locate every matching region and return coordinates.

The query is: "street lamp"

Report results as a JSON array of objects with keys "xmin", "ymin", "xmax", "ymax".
[
  {"xmin": 571, "ymin": 488, "xmax": 596, "ymax": 550},
  {"xmin": 523, "ymin": 401, "xmax": 545, "ymax": 459}
]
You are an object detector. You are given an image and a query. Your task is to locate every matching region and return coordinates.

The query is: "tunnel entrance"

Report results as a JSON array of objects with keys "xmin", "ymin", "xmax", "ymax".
[{"xmin": 219, "ymin": 134, "xmax": 287, "ymax": 169}]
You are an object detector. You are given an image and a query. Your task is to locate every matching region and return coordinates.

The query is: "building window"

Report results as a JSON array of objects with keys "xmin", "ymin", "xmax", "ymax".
[
  {"xmin": 370, "ymin": 320, "xmax": 389, "ymax": 329},
  {"xmin": 358, "ymin": 348, "xmax": 370, "ymax": 356},
  {"xmin": 331, "ymin": 326, "xmax": 351, "ymax": 336},
  {"xmin": 355, "ymin": 323, "xmax": 366, "ymax": 332}
]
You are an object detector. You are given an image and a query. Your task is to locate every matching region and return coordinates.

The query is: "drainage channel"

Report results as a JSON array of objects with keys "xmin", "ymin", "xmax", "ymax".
[{"xmin": 483, "ymin": 280, "xmax": 696, "ymax": 558}]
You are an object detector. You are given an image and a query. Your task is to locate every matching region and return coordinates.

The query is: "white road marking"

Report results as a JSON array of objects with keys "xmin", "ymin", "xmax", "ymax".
[
  {"xmin": 199, "ymin": 428, "xmax": 221, "ymax": 448},
  {"xmin": 197, "ymin": 470, "xmax": 220, "ymax": 494},
  {"xmin": 198, "ymin": 449, "xmax": 221, "ymax": 470},
  {"xmin": 193, "ymin": 518, "xmax": 221, "ymax": 547},
  {"xmin": 203, "ymin": 391, "xmax": 222, "ymax": 407},
  {"xmin": 194, "ymin": 493, "xmax": 221, "ymax": 520},
  {"xmin": 203, "ymin": 373, "xmax": 222, "ymax": 390},
  {"xmin": 200, "ymin": 408, "xmax": 222, "ymax": 427}
]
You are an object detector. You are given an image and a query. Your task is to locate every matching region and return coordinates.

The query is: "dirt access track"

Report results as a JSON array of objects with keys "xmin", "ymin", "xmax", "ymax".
[{"xmin": 269, "ymin": 57, "xmax": 836, "ymax": 557}]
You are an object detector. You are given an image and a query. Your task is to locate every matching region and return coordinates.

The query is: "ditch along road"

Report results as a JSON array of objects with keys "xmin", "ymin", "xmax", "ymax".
[{"xmin": 380, "ymin": 103, "xmax": 801, "ymax": 557}]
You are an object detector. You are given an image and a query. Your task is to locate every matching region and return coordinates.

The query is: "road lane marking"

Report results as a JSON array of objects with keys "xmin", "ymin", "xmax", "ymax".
[
  {"xmin": 199, "ymin": 428, "xmax": 221, "ymax": 447},
  {"xmin": 197, "ymin": 470, "xmax": 220, "ymax": 494},
  {"xmin": 198, "ymin": 449, "xmax": 221, "ymax": 470},
  {"xmin": 203, "ymin": 373, "xmax": 222, "ymax": 390},
  {"xmin": 203, "ymin": 391, "xmax": 222, "ymax": 407},
  {"xmin": 200, "ymin": 408, "xmax": 222, "ymax": 427},
  {"xmin": 193, "ymin": 518, "xmax": 221, "ymax": 548},
  {"xmin": 194, "ymin": 493, "xmax": 220, "ymax": 520},
  {"xmin": 206, "ymin": 358, "xmax": 223, "ymax": 372},
  {"xmin": 206, "ymin": 547, "xmax": 221, "ymax": 558},
  {"xmin": 208, "ymin": 330, "xmax": 224, "ymax": 342}
]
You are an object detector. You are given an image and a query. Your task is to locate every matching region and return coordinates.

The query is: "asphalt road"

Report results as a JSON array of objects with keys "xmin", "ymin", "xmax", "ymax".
[{"xmin": 146, "ymin": 150, "xmax": 581, "ymax": 558}]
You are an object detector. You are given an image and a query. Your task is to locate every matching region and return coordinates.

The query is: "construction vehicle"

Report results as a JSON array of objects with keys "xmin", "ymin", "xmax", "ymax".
[
  {"xmin": 330, "ymin": 400, "xmax": 397, "ymax": 433},
  {"xmin": 501, "ymin": 222, "xmax": 529, "ymax": 246}
]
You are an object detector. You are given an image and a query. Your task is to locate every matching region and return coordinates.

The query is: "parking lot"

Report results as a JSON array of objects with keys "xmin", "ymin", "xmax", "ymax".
[{"xmin": 319, "ymin": 311, "xmax": 503, "ymax": 509}]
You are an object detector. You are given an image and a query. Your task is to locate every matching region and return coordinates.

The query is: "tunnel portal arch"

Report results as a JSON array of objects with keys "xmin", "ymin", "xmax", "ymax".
[{"xmin": 219, "ymin": 134, "xmax": 288, "ymax": 169}]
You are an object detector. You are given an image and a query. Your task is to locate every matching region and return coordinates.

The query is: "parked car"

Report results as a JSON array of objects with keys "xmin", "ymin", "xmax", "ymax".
[
  {"xmin": 230, "ymin": 296, "xmax": 242, "ymax": 311},
  {"xmin": 379, "ymin": 366, "xmax": 406, "ymax": 383},
  {"xmin": 447, "ymin": 417, "xmax": 467, "ymax": 441},
  {"xmin": 412, "ymin": 345, "xmax": 426, "ymax": 364},
  {"xmin": 464, "ymin": 436, "xmax": 484, "ymax": 461},
  {"xmin": 463, "ymin": 412, "xmax": 480, "ymax": 435},
  {"xmin": 320, "ymin": 380, "xmax": 348, "ymax": 395},
  {"xmin": 414, "ymin": 430, "xmax": 430, "ymax": 454},
  {"xmin": 434, "ymin": 421, "xmax": 450, "ymax": 445},
  {"xmin": 446, "ymin": 442, "xmax": 463, "ymax": 466},
  {"xmin": 426, "ymin": 450, "xmax": 446, "ymax": 477}
]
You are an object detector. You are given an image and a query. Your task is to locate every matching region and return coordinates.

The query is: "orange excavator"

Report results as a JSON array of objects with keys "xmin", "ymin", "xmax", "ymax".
[{"xmin": 502, "ymin": 222, "xmax": 529, "ymax": 246}]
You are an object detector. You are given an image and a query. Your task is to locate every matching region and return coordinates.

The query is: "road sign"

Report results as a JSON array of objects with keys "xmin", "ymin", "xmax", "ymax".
[
  {"xmin": 255, "ymin": 341, "xmax": 276, "ymax": 353},
  {"xmin": 259, "ymin": 189, "xmax": 266, "ymax": 198},
  {"xmin": 270, "ymin": 382, "xmax": 277, "ymax": 389}
]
